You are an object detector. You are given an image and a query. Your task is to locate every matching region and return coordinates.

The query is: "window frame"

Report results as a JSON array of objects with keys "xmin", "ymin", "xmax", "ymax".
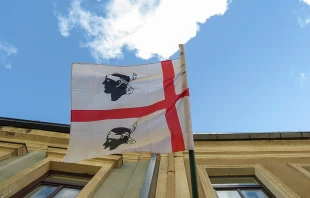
[
  {"xmin": 196, "ymin": 164, "xmax": 298, "ymax": 198},
  {"xmin": 11, "ymin": 171, "xmax": 93, "ymax": 198},
  {"xmin": 210, "ymin": 175, "xmax": 275, "ymax": 198},
  {"xmin": 0, "ymin": 155, "xmax": 121, "ymax": 198}
]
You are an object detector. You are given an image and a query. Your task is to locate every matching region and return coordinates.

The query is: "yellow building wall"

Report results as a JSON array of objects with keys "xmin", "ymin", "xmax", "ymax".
[
  {"xmin": 1, "ymin": 126, "xmax": 310, "ymax": 198},
  {"xmin": 184, "ymin": 140, "xmax": 310, "ymax": 198}
]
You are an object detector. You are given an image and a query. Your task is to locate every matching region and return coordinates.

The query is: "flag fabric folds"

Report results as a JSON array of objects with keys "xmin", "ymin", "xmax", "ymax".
[{"xmin": 63, "ymin": 59, "xmax": 194, "ymax": 163}]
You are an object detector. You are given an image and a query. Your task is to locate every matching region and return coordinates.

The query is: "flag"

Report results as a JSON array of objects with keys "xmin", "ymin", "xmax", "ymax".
[{"xmin": 63, "ymin": 59, "xmax": 194, "ymax": 163}]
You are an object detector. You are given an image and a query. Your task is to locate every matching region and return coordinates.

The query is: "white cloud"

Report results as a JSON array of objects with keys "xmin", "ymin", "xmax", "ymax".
[
  {"xmin": 55, "ymin": 0, "xmax": 229, "ymax": 61},
  {"xmin": 298, "ymin": 16, "xmax": 310, "ymax": 27},
  {"xmin": 0, "ymin": 40, "xmax": 18, "ymax": 69},
  {"xmin": 300, "ymin": 73, "xmax": 308, "ymax": 87},
  {"xmin": 302, "ymin": 0, "xmax": 310, "ymax": 5},
  {"xmin": 298, "ymin": 0, "xmax": 310, "ymax": 27},
  {"xmin": 301, "ymin": 73, "xmax": 305, "ymax": 79}
]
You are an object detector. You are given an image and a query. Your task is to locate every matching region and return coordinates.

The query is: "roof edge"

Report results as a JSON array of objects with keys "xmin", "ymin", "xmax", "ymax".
[{"xmin": 0, "ymin": 117, "xmax": 309, "ymax": 141}]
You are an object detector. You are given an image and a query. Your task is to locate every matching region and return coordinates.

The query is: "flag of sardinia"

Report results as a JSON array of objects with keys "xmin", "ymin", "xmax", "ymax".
[{"xmin": 63, "ymin": 59, "xmax": 194, "ymax": 163}]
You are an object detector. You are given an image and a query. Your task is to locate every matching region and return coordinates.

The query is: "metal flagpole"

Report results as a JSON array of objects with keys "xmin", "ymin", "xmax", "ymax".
[
  {"xmin": 189, "ymin": 150, "xmax": 199, "ymax": 198},
  {"xmin": 179, "ymin": 44, "xmax": 199, "ymax": 198}
]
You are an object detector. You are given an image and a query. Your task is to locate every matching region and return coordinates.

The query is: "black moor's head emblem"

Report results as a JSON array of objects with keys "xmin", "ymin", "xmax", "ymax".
[
  {"xmin": 102, "ymin": 73, "xmax": 137, "ymax": 101},
  {"xmin": 103, "ymin": 122, "xmax": 137, "ymax": 151}
]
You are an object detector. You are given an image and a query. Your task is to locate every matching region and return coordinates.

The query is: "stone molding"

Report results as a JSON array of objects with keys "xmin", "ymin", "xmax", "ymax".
[
  {"xmin": 197, "ymin": 164, "xmax": 299, "ymax": 198},
  {"xmin": 0, "ymin": 156, "xmax": 115, "ymax": 198},
  {"xmin": 288, "ymin": 163, "xmax": 310, "ymax": 180},
  {"xmin": 0, "ymin": 141, "xmax": 27, "ymax": 161}
]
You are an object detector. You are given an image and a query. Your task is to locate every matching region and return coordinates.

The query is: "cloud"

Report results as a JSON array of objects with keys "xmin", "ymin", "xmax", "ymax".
[
  {"xmin": 301, "ymin": 73, "xmax": 305, "ymax": 79},
  {"xmin": 303, "ymin": 0, "xmax": 310, "ymax": 5},
  {"xmin": 0, "ymin": 40, "xmax": 18, "ymax": 69},
  {"xmin": 298, "ymin": 0, "xmax": 310, "ymax": 27},
  {"xmin": 55, "ymin": 0, "xmax": 229, "ymax": 61},
  {"xmin": 298, "ymin": 16, "xmax": 310, "ymax": 27},
  {"xmin": 300, "ymin": 73, "xmax": 308, "ymax": 87}
]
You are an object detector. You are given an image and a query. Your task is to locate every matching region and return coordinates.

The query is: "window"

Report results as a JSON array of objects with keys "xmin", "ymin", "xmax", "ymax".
[
  {"xmin": 210, "ymin": 176, "xmax": 275, "ymax": 198},
  {"xmin": 11, "ymin": 171, "xmax": 93, "ymax": 198}
]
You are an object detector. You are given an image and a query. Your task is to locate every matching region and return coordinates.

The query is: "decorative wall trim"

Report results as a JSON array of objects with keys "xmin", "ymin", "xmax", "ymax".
[
  {"xmin": 166, "ymin": 153, "xmax": 175, "ymax": 198},
  {"xmin": 197, "ymin": 164, "xmax": 299, "ymax": 198},
  {"xmin": 46, "ymin": 147, "xmax": 123, "ymax": 168},
  {"xmin": 0, "ymin": 141, "xmax": 28, "ymax": 162},
  {"xmin": 184, "ymin": 153, "xmax": 310, "ymax": 159},
  {"xmin": 254, "ymin": 164, "xmax": 298, "ymax": 198},
  {"xmin": 0, "ymin": 158, "xmax": 50, "ymax": 197},
  {"xmin": 288, "ymin": 164, "xmax": 310, "ymax": 180},
  {"xmin": 155, "ymin": 156, "xmax": 168, "ymax": 198},
  {"xmin": 0, "ymin": 157, "xmax": 115, "ymax": 198},
  {"xmin": 197, "ymin": 165, "xmax": 218, "ymax": 198}
]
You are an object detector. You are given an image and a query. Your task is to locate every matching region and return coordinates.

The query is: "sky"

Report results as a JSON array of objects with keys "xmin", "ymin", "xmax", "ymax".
[{"xmin": 0, "ymin": 0, "xmax": 310, "ymax": 133}]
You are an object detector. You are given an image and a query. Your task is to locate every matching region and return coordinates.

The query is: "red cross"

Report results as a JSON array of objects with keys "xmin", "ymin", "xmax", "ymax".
[{"xmin": 71, "ymin": 60, "xmax": 189, "ymax": 152}]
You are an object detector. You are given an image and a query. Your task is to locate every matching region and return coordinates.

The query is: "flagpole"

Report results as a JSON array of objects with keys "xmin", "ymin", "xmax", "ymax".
[{"xmin": 179, "ymin": 44, "xmax": 199, "ymax": 198}]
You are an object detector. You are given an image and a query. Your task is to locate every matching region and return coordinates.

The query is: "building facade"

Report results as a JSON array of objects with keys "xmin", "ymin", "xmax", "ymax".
[{"xmin": 0, "ymin": 117, "xmax": 310, "ymax": 198}]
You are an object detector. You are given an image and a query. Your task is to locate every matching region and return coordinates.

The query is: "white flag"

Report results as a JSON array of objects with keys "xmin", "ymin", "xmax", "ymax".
[{"xmin": 63, "ymin": 59, "xmax": 194, "ymax": 163}]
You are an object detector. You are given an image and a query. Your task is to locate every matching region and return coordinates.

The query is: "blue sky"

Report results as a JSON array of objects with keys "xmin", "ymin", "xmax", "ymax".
[{"xmin": 0, "ymin": 0, "xmax": 310, "ymax": 133}]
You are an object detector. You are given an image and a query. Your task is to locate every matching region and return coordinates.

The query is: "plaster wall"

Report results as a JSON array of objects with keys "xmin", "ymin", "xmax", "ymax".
[{"xmin": 183, "ymin": 140, "xmax": 310, "ymax": 198}]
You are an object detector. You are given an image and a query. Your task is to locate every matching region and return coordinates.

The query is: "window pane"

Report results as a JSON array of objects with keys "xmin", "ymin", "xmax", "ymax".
[
  {"xmin": 24, "ymin": 185, "xmax": 57, "ymax": 198},
  {"xmin": 210, "ymin": 177, "xmax": 259, "ymax": 186},
  {"xmin": 216, "ymin": 190, "xmax": 242, "ymax": 198},
  {"xmin": 241, "ymin": 190, "xmax": 269, "ymax": 198},
  {"xmin": 45, "ymin": 174, "xmax": 91, "ymax": 185},
  {"xmin": 54, "ymin": 188, "xmax": 81, "ymax": 198}
]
